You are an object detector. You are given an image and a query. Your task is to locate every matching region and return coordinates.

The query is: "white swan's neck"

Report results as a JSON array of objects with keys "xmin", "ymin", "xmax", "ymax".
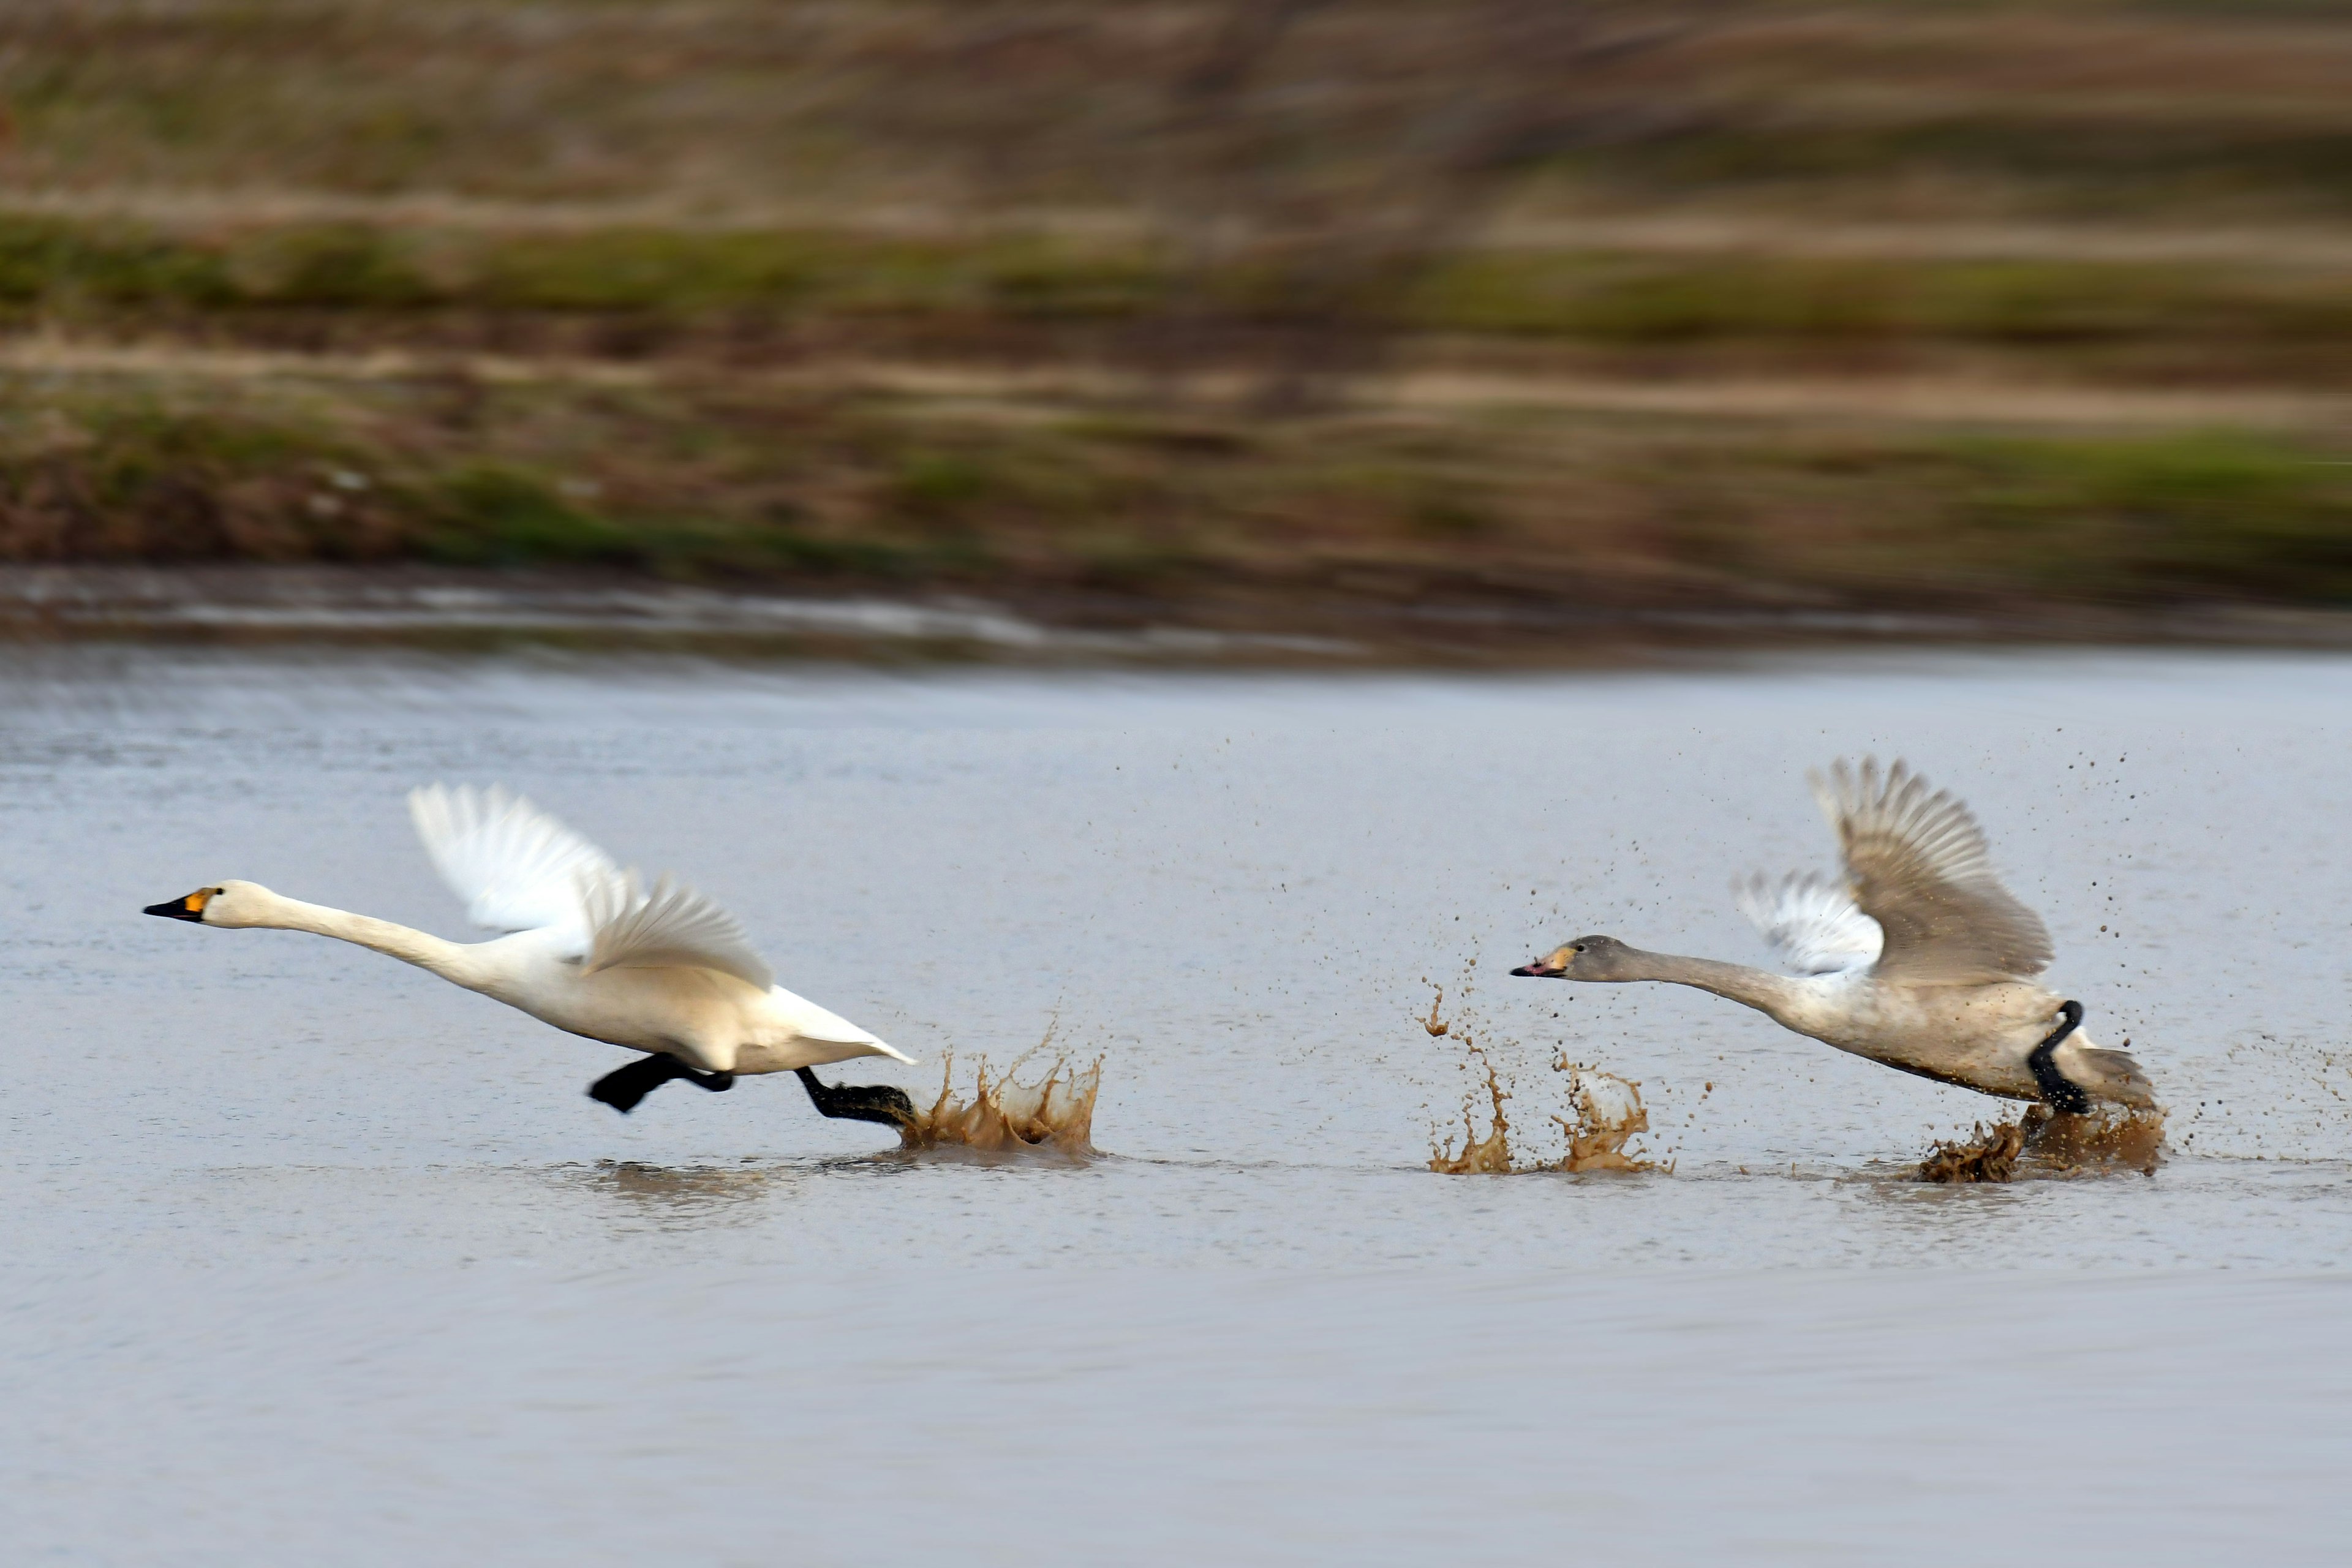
[
  {"xmin": 251, "ymin": 893, "xmax": 487, "ymax": 989},
  {"xmin": 1616, "ymin": 948, "xmax": 1806, "ymax": 1021}
]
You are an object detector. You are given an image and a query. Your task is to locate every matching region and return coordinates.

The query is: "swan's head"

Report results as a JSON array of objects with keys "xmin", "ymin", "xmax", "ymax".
[
  {"xmin": 1511, "ymin": 936, "xmax": 1637, "ymax": 981},
  {"xmin": 142, "ymin": 879, "xmax": 277, "ymax": 929}
]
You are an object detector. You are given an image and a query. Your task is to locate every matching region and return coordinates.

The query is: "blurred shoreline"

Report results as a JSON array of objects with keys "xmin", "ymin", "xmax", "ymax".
[
  {"xmin": 10, "ymin": 562, "xmax": 2352, "ymax": 667},
  {"xmin": 1, "ymin": 1, "xmax": 2346, "ymax": 644}
]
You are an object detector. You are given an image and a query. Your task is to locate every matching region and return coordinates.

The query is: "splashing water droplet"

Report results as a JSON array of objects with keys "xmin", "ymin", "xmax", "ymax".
[{"xmin": 898, "ymin": 1049, "xmax": 1103, "ymax": 1157}]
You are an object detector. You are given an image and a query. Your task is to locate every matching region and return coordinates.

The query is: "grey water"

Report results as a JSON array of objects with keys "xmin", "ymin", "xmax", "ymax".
[{"xmin": 3, "ymin": 646, "xmax": 2349, "ymax": 1563}]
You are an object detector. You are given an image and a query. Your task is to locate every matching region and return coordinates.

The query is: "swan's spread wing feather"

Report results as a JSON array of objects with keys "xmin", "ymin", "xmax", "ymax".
[
  {"xmin": 1733, "ymin": 872, "xmax": 1883, "ymax": 976},
  {"xmin": 412, "ymin": 783, "xmax": 778, "ymax": 989},
  {"xmin": 581, "ymin": 872, "xmax": 774, "ymax": 992},
  {"xmin": 409, "ymin": 784, "xmax": 617, "ymax": 937},
  {"xmin": 1810, "ymin": 757, "xmax": 2052, "ymax": 984}
]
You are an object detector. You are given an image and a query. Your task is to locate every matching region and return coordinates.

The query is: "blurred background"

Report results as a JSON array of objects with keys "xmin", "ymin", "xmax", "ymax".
[{"xmin": 0, "ymin": 0, "xmax": 2346, "ymax": 651}]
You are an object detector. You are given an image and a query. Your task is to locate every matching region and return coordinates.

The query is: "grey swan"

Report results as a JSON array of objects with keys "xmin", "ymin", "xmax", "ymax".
[{"xmin": 1512, "ymin": 758, "xmax": 2154, "ymax": 1110}]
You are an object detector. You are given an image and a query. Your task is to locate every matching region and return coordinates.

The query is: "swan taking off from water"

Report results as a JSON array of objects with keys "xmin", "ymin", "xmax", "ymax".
[
  {"xmin": 1512, "ymin": 758, "xmax": 2154, "ymax": 1110},
  {"xmin": 143, "ymin": 785, "xmax": 919, "ymax": 1123}
]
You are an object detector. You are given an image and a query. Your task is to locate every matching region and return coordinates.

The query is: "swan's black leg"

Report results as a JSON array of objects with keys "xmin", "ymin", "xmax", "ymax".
[
  {"xmin": 795, "ymin": 1068, "xmax": 916, "ymax": 1130},
  {"xmin": 2026, "ymin": 1000, "xmax": 2093, "ymax": 1115},
  {"xmin": 589, "ymin": 1054, "xmax": 687, "ymax": 1113},
  {"xmin": 587, "ymin": 1055, "xmax": 732, "ymax": 1114}
]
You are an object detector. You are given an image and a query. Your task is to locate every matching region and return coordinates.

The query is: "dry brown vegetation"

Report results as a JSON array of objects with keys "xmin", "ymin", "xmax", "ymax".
[{"xmin": 0, "ymin": 1, "xmax": 2345, "ymax": 642}]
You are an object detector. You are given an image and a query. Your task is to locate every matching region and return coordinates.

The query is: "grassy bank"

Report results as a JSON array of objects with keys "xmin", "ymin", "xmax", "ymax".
[
  {"xmin": 6, "ymin": 3, "xmax": 2350, "ymax": 224},
  {"xmin": 0, "ymin": 1, "xmax": 2346, "ymax": 643},
  {"xmin": 0, "ymin": 214, "xmax": 2344, "ymax": 386},
  {"xmin": 3, "ymin": 367, "xmax": 2345, "ymax": 619}
]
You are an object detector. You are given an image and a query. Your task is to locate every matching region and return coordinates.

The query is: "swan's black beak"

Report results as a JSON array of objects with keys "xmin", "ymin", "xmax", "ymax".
[
  {"xmin": 1511, "ymin": 957, "xmax": 1566, "ymax": 978},
  {"xmin": 143, "ymin": 892, "xmax": 210, "ymax": 922}
]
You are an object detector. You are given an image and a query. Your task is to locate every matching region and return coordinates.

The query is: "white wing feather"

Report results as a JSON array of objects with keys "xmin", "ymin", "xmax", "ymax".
[
  {"xmin": 579, "ymin": 870, "xmax": 775, "ymax": 992},
  {"xmin": 1733, "ymin": 872, "xmax": 1883, "ymax": 976},
  {"xmin": 409, "ymin": 784, "xmax": 616, "ymax": 937},
  {"xmin": 412, "ymin": 782, "xmax": 780, "ymax": 990}
]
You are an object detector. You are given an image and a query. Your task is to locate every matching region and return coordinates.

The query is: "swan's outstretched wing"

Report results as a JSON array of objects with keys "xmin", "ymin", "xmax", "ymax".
[
  {"xmin": 580, "ymin": 872, "xmax": 775, "ymax": 992},
  {"xmin": 409, "ymin": 784, "xmax": 616, "ymax": 937},
  {"xmin": 1810, "ymin": 757, "xmax": 2052, "ymax": 985},
  {"xmin": 1733, "ymin": 872, "xmax": 1883, "ymax": 976}
]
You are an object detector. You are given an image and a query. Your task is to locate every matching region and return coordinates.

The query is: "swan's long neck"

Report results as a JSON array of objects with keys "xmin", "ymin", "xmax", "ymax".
[
  {"xmin": 1612, "ymin": 948, "xmax": 1804, "ymax": 1020},
  {"xmin": 254, "ymin": 894, "xmax": 488, "ymax": 989}
]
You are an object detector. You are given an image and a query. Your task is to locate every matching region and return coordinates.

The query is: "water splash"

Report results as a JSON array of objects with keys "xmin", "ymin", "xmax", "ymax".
[
  {"xmin": 1545, "ymin": 1051, "xmax": 1657, "ymax": 1174},
  {"xmin": 1917, "ymin": 1119, "xmax": 2026, "ymax": 1183},
  {"xmin": 2021, "ymin": 1104, "xmax": 2166, "ymax": 1177},
  {"xmin": 1428, "ymin": 1036, "xmax": 1515, "ymax": 1174},
  {"xmin": 2179, "ymin": 1035, "xmax": 2352, "ymax": 1161},
  {"xmin": 1421, "ymin": 986, "xmax": 1452, "ymax": 1037},
  {"xmin": 1918, "ymin": 1104, "xmax": 2165, "ymax": 1183},
  {"xmin": 1424, "ymin": 980, "xmax": 1659, "ymax": 1174},
  {"xmin": 898, "ymin": 1049, "xmax": 1102, "ymax": 1157}
]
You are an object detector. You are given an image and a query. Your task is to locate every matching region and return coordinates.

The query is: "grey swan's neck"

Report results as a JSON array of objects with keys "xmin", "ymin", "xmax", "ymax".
[{"xmin": 1604, "ymin": 948, "xmax": 1806, "ymax": 1020}]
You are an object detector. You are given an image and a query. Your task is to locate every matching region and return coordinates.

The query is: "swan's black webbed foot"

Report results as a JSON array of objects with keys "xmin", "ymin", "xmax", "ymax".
[
  {"xmin": 587, "ymin": 1054, "xmax": 731, "ymax": 1114},
  {"xmin": 2026, "ymin": 1000, "xmax": 2094, "ymax": 1115},
  {"xmin": 795, "ymin": 1068, "xmax": 916, "ymax": 1130}
]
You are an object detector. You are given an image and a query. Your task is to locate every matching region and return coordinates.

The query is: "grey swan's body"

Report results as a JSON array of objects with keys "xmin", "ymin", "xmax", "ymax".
[{"xmin": 1513, "ymin": 758, "xmax": 2155, "ymax": 1110}]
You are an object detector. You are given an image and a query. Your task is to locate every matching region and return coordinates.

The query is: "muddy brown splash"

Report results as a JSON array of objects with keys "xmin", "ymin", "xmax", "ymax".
[
  {"xmin": 1546, "ymin": 1052, "xmax": 1657, "ymax": 1174},
  {"xmin": 2020, "ymin": 1104, "xmax": 2166, "ymax": 1177},
  {"xmin": 897, "ymin": 1050, "xmax": 1102, "ymax": 1156},
  {"xmin": 1428, "ymin": 1036, "xmax": 1517, "ymax": 1174},
  {"xmin": 1917, "ymin": 1120, "xmax": 2027, "ymax": 1183},
  {"xmin": 1428, "ymin": 1047, "xmax": 1657, "ymax": 1175},
  {"xmin": 1918, "ymin": 1104, "xmax": 2166, "ymax": 1183},
  {"xmin": 1425, "ymin": 981, "xmax": 1657, "ymax": 1175}
]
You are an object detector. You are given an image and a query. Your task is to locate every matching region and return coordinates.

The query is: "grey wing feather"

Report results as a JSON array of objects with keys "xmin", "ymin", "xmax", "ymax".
[
  {"xmin": 1809, "ymin": 757, "xmax": 2052, "ymax": 984},
  {"xmin": 1733, "ymin": 872, "xmax": 1883, "ymax": 976},
  {"xmin": 580, "ymin": 870, "xmax": 775, "ymax": 992}
]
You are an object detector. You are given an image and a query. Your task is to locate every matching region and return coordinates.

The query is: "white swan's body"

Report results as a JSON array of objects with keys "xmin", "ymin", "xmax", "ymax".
[
  {"xmin": 1515, "ymin": 759, "xmax": 2155, "ymax": 1109},
  {"xmin": 148, "ymin": 785, "xmax": 911, "ymax": 1086}
]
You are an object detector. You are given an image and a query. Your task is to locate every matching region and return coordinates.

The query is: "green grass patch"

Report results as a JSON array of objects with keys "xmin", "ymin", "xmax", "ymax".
[
  {"xmin": 1, "ymin": 212, "xmax": 2345, "ymax": 361},
  {"xmin": 420, "ymin": 464, "xmax": 639, "ymax": 567},
  {"xmin": 0, "ymin": 217, "xmax": 239, "ymax": 309},
  {"xmin": 1, "ymin": 373, "xmax": 2348, "ymax": 618},
  {"xmin": 1414, "ymin": 253, "xmax": 2352, "ymax": 345},
  {"xmin": 1668, "ymin": 428, "xmax": 2352, "ymax": 603},
  {"xmin": 0, "ymin": 217, "xmax": 1177, "ymax": 322},
  {"xmin": 1946, "ymin": 431, "xmax": 2352, "ymax": 597}
]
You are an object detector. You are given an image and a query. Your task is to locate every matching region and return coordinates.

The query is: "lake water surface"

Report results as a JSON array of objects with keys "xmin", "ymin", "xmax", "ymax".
[{"xmin": 4, "ymin": 647, "xmax": 2348, "ymax": 1562}]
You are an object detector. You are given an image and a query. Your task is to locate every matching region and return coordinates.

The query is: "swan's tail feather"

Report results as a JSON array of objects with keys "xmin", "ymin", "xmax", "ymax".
[
  {"xmin": 766, "ymin": 984, "xmax": 916, "ymax": 1065},
  {"xmin": 2068, "ymin": 1044, "xmax": 2158, "ymax": 1110}
]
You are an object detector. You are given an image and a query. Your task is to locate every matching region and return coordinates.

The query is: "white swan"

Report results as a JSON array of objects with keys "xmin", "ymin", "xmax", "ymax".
[
  {"xmin": 144, "ymin": 784, "xmax": 919, "ymax": 1123},
  {"xmin": 1512, "ymin": 758, "xmax": 2155, "ymax": 1110}
]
